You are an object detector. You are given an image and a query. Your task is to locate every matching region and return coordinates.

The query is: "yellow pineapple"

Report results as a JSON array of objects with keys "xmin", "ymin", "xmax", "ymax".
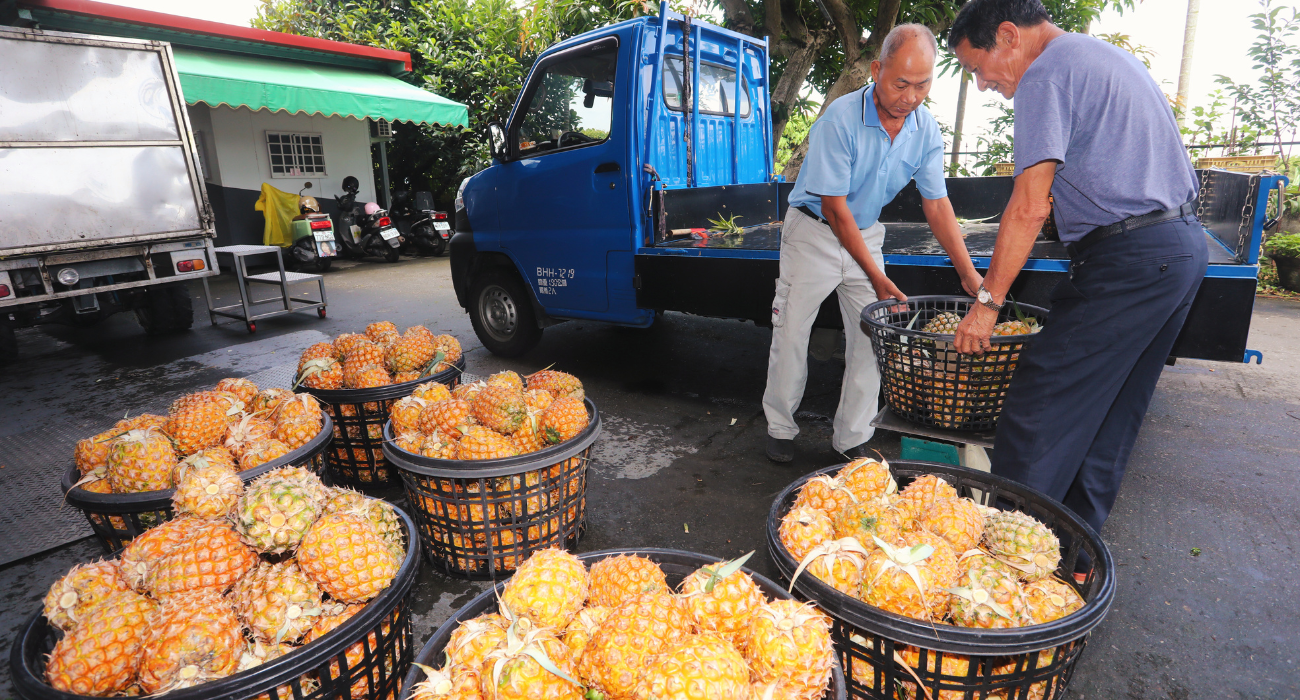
[
  {"xmin": 224, "ymin": 414, "xmax": 276, "ymax": 458},
  {"xmin": 479, "ymin": 625, "xmax": 583, "ymax": 700},
  {"xmin": 743, "ymin": 599, "xmax": 835, "ymax": 700},
  {"xmin": 74, "ymin": 430, "xmax": 117, "ymax": 476},
  {"xmin": 138, "ymin": 589, "xmax": 245, "ymax": 693},
  {"xmin": 790, "ymin": 537, "xmax": 871, "ymax": 596},
  {"xmin": 837, "ymin": 457, "xmax": 897, "ymax": 501},
  {"xmin": 949, "ymin": 558, "xmax": 1028, "ymax": 629},
  {"xmin": 117, "ymin": 517, "xmax": 206, "ymax": 590},
  {"xmin": 274, "ymin": 414, "xmax": 320, "ymax": 450},
  {"xmin": 420, "ymin": 431, "xmax": 460, "ymax": 459},
  {"xmin": 297, "ymin": 512, "xmax": 398, "ymax": 603},
  {"xmin": 420, "ymin": 398, "xmax": 475, "ymax": 439},
  {"xmin": 275, "ymin": 393, "xmax": 322, "ymax": 424},
  {"xmin": 171, "ymin": 459, "xmax": 243, "ymax": 519},
  {"xmin": 387, "ymin": 330, "xmax": 438, "ymax": 374},
  {"xmin": 297, "ymin": 342, "xmax": 337, "ymax": 371},
  {"xmin": 115, "ymin": 413, "xmax": 168, "ymax": 432},
  {"xmin": 365, "ymin": 320, "xmax": 398, "ymax": 340},
  {"xmin": 633, "ymin": 634, "xmax": 749, "ymax": 700},
  {"xmin": 164, "ymin": 398, "xmax": 228, "ymax": 456},
  {"xmin": 832, "ymin": 496, "xmax": 906, "ymax": 551},
  {"xmin": 453, "ymin": 379, "xmax": 487, "ymax": 402},
  {"xmin": 347, "ymin": 362, "xmax": 393, "ymax": 390},
  {"xmin": 431, "ymin": 334, "xmax": 463, "ymax": 372},
  {"xmin": 409, "ymin": 663, "xmax": 481, "ymax": 700},
  {"xmin": 322, "ymin": 487, "xmax": 405, "ymax": 561},
  {"xmin": 561, "ymin": 606, "xmax": 610, "ymax": 667},
  {"xmin": 144, "ymin": 519, "xmax": 258, "ymax": 597},
  {"xmin": 413, "ymin": 381, "xmax": 453, "ymax": 403},
  {"xmin": 581, "ymin": 591, "xmax": 694, "ymax": 700},
  {"xmin": 896, "ymin": 474, "xmax": 959, "ymax": 521},
  {"xmin": 861, "ymin": 536, "xmax": 952, "ymax": 621},
  {"xmin": 680, "ymin": 554, "xmax": 767, "ymax": 644},
  {"xmin": 232, "ymin": 470, "xmax": 325, "ymax": 554},
  {"xmin": 487, "ymin": 370, "xmax": 525, "ymax": 392},
  {"xmin": 917, "ymin": 497, "xmax": 986, "ymax": 553},
  {"xmin": 499, "ymin": 547, "xmax": 588, "ymax": 629},
  {"xmin": 526, "ymin": 369, "xmax": 583, "ymax": 400},
  {"xmin": 391, "ymin": 396, "xmax": 428, "ymax": 435},
  {"xmin": 983, "ymin": 509, "xmax": 1061, "ymax": 581},
  {"xmin": 457, "ymin": 425, "xmax": 520, "ymax": 460},
  {"xmin": 45, "ymin": 591, "xmax": 157, "ymax": 695},
  {"xmin": 539, "ymin": 397, "xmax": 588, "ymax": 444},
  {"xmin": 42, "ymin": 561, "xmax": 131, "ymax": 632},
  {"xmin": 1022, "ymin": 577, "xmax": 1085, "ymax": 624},
  {"xmin": 511, "ymin": 409, "xmax": 546, "ymax": 453},
  {"xmin": 297, "ymin": 356, "xmax": 344, "ymax": 390},
  {"xmin": 922, "ymin": 311, "xmax": 962, "ymax": 334},
  {"xmin": 238, "ymin": 438, "xmax": 292, "ymax": 471},
  {"xmin": 778, "ymin": 506, "xmax": 836, "ymax": 562},
  {"xmin": 471, "ymin": 384, "xmax": 528, "ymax": 434},
  {"xmin": 524, "ymin": 388, "xmax": 554, "ymax": 412},
  {"xmin": 106, "ymin": 429, "xmax": 177, "ymax": 493},
  {"xmin": 332, "ymin": 332, "xmax": 367, "ymax": 357},
  {"xmin": 793, "ymin": 474, "xmax": 857, "ymax": 515},
  {"xmin": 230, "ymin": 560, "xmax": 323, "ymax": 644},
  {"xmin": 587, "ymin": 553, "xmax": 669, "ymax": 608},
  {"xmin": 447, "ymin": 614, "xmax": 509, "ymax": 670}
]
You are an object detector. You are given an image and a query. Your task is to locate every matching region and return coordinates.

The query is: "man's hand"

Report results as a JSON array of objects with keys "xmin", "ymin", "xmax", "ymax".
[
  {"xmin": 871, "ymin": 272, "xmax": 908, "ymax": 309},
  {"xmin": 959, "ymin": 270, "xmax": 984, "ymax": 298},
  {"xmin": 921, "ymin": 196, "xmax": 983, "ymax": 299},
  {"xmin": 955, "ymin": 303, "xmax": 998, "ymax": 355}
]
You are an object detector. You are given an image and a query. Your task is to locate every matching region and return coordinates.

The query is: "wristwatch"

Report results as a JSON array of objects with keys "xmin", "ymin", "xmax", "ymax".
[{"xmin": 977, "ymin": 284, "xmax": 1003, "ymax": 312}]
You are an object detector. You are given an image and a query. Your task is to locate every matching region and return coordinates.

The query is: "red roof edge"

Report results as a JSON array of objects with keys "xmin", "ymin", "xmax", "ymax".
[{"xmin": 22, "ymin": 0, "xmax": 413, "ymax": 72}]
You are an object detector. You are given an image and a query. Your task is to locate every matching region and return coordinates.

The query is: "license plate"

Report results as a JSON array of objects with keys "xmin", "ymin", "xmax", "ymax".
[
  {"xmin": 433, "ymin": 221, "xmax": 451, "ymax": 231},
  {"xmin": 380, "ymin": 227, "xmax": 400, "ymax": 241},
  {"xmin": 313, "ymin": 231, "xmax": 335, "ymax": 242}
]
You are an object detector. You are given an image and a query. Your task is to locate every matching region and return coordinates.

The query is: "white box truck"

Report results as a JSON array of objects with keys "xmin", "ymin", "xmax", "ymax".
[{"xmin": 0, "ymin": 26, "xmax": 218, "ymax": 362}]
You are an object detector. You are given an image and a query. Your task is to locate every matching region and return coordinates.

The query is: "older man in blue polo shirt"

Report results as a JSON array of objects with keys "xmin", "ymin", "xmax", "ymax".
[{"xmin": 764, "ymin": 24, "xmax": 983, "ymax": 463}]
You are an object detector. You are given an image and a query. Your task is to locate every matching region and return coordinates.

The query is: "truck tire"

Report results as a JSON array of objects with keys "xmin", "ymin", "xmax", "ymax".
[
  {"xmin": 134, "ymin": 282, "xmax": 194, "ymax": 335},
  {"xmin": 469, "ymin": 269, "xmax": 542, "ymax": 357}
]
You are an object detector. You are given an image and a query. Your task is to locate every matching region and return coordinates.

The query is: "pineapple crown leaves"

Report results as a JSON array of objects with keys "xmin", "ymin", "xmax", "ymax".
[
  {"xmin": 418, "ymin": 350, "xmax": 449, "ymax": 379},
  {"xmin": 694, "ymin": 550, "xmax": 755, "ymax": 594},
  {"xmin": 788, "ymin": 537, "xmax": 871, "ymax": 594},
  {"xmin": 869, "ymin": 536, "xmax": 937, "ymax": 616},
  {"xmin": 274, "ymin": 602, "xmax": 323, "ymax": 644},
  {"xmin": 410, "ymin": 663, "xmax": 455, "ymax": 697},
  {"xmin": 293, "ymin": 360, "xmax": 332, "ymax": 389},
  {"xmin": 806, "ymin": 474, "xmax": 859, "ymax": 506},
  {"xmin": 946, "ymin": 584, "xmax": 1014, "ymax": 620},
  {"xmin": 489, "ymin": 622, "xmax": 584, "ymax": 697},
  {"xmin": 706, "ymin": 211, "xmax": 744, "ymax": 235}
]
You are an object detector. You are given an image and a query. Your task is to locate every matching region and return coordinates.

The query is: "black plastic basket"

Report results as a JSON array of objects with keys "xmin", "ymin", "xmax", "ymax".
[
  {"xmin": 62, "ymin": 414, "xmax": 334, "ymax": 553},
  {"xmin": 860, "ymin": 296, "xmax": 1049, "ymax": 432},
  {"xmin": 12, "ymin": 505, "xmax": 420, "ymax": 700},
  {"xmin": 766, "ymin": 461, "xmax": 1116, "ymax": 700},
  {"xmin": 383, "ymin": 398, "xmax": 601, "ymax": 579},
  {"xmin": 400, "ymin": 547, "xmax": 848, "ymax": 700},
  {"xmin": 306, "ymin": 357, "xmax": 465, "ymax": 488}
]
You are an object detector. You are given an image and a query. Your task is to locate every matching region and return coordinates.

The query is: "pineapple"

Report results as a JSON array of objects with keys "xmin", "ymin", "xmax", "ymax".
[
  {"xmin": 742, "ymin": 600, "xmax": 835, "ymax": 700},
  {"xmin": 896, "ymin": 474, "xmax": 959, "ymax": 521},
  {"xmin": 276, "ymin": 393, "xmax": 322, "ymax": 424},
  {"xmin": 420, "ymin": 431, "xmax": 459, "ymax": 459},
  {"xmin": 413, "ymin": 381, "xmax": 453, "ymax": 403},
  {"xmin": 348, "ymin": 363, "xmax": 394, "ymax": 390},
  {"xmin": 251, "ymin": 387, "xmax": 295, "ymax": 417},
  {"xmin": 230, "ymin": 560, "xmax": 323, "ymax": 643},
  {"xmin": 137, "ymin": 589, "xmax": 245, "ymax": 693},
  {"xmin": 210, "ymin": 392, "xmax": 247, "ymax": 424},
  {"xmin": 364, "ymin": 320, "xmax": 398, "ymax": 340},
  {"xmin": 916, "ymin": 497, "xmax": 986, "ymax": 553},
  {"xmin": 896, "ymin": 646, "xmax": 973, "ymax": 700},
  {"xmin": 259, "ymin": 465, "xmax": 330, "ymax": 501},
  {"xmin": 410, "ymin": 664, "xmax": 481, "ymax": 700},
  {"xmin": 74, "ymin": 430, "xmax": 117, "ymax": 476},
  {"xmin": 922, "ymin": 311, "xmax": 962, "ymax": 334},
  {"xmin": 391, "ymin": 396, "xmax": 428, "ymax": 434},
  {"xmin": 499, "ymin": 547, "xmax": 589, "ymax": 629},
  {"xmin": 949, "ymin": 558, "xmax": 1028, "ymax": 629},
  {"xmin": 323, "ymin": 488, "xmax": 405, "ymax": 561},
  {"xmin": 274, "ymin": 414, "xmax": 320, "ymax": 450},
  {"xmin": 238, "ymin": 438, "xmax": 291, "ymax": 471},
  {"xmin": 526, "ymin": 370, "xmax": 584, "ymax": 400},
  {"xmin": 487, "ymin": 370, "xmax": 525, "ymax": 392},
  {"xmin": 387, "ymin": 331, "xmax": 438, "ymax": 374},
  {"xmin": 471, "ymin": 384, "xmax": 528, "ymax": 434},
  {"xmin": 779, "ymin": 506, "xmax": 837, "ymax": 562},
  {"xmin": 45, "ymin": 591, "xmax": 157, "ymax": 695},
  {"xmin": 837, "ymin": 457, "xmax": 897, "ymax": 501},
  {"xmin": 343, "ymin": 338, "xmax": 387, "ymax": 369},
  {"xmin": 297, "ymin": 357, "xmax": 344, "ymax": 390},
  {"xmin": 457, "ymin": 425, "xmax": 520, "ymax": 460},
  {"xmin": 983, "ymin": 510, "xmax": 1061, "ymax": 581},
  {"xmin": 511, "ymin": 410, "xmax": 546, "ymax": 453},
  {"xmin": 453, "ymin": 379, "xmax": 487, "ymax": 403},
  {"xmin": 171, "ymin": 459, "xmax": 242, "ymax": 519},
  {"xmin": 297, "ymin": 342, "xmax": 337, "ymax": 370},
  {"xmin": 303, "ymin": 602, "xmax": 394, "ymax": 700},
  {"xmin": 42, "ymin": 561, "xmax": 131, "ymax": 632},
  {"xmin": 232, "ymin": 471, "xmax": 325, "ymax": 553},
  {"xmin": 679, "ymin": 555, "xmax": 766, "ymax": 644},
  {"xmin": 587, "ymin": 553, "xmax": 669, "ymax": 608},
  {"xmin": 165, "ymin": 398, "xmax": 229, "ymax": 456},
  {"xmin": 539, "ymin": 397, "xmax": 588, "ymax": 444},
  {"xmin": 524, "ymin": 388, "xmax": 554, "ymax": 412},
  {"xmin": 115, "ymin": 413, "xmax": 169, "ymax": 432},
  {"xmin": 832, "ymin": 497, "xmax": 905, "ymax": 551},
  {"xmin": 632, "ymin": 634, "xmax": 749, "ymax": 700},
  {"xmin": 479, "ymin": 625, "xmax": 583, "ymax": 700},
  {"xmin": 908, "ymin": 529, "xmax": 960, "ymax": 590},
  {"xmin": 224, "ymin": 414, "xmax": 276, "ymax": 458},
  {"xmin": 581, "ymin": 591, "xmax": 695, "ymax": 700},
  {"xmin": 144, "ymin": 519, "xmax": 259, "ymax": 597},
  {"xmin": 790, "ymin": 537, "xmax": 871, "ymax": 596},
  {"xmin": 432, "ymin": 334, "xmax": 463, "ymax": 371},
  {"xmin": 106, "ymin": 429, "xmax": 177, "ymax": 493},
  {"xmin": 176, "ymin": 446, "xmax": 239, "ymax": 477},
  {"xmin": 992, "ymin": 318, "xmax": 1041, "ymax": 336},
  {"xmin": 420, "ymin": 399, "xmax": 474, "ymax": 438},
  {"xmin": 333, "ymin": 332, "xmax": 368, "ymax": 357},
  {"xmin": 861, "ymin": 536, "xmax": 951, "ymax": 621},
  {"xmin": 447, "ymin": 614, "xmax": 509, "ymax": 670},
  {"xmin": 1021, "ymin": 577, "xmax": 1085, "ymax": 624},
  {"xmin": 118, "ymin": 517, "xmax": 206, "ymax": 590},
  {"xmin": 393, "ymin": 430, "xmax": 425, "ymax": 453},
  {"xmin": 793, "ymin": 474, "xmax": 857, "ymax": 516},
  {"xmin": 562, "ymin": 606, "xmax": 610, "ymax": 667},
  {"xmin": 298, "ymin": 512, "xmax": 398, "ymax": 603}
]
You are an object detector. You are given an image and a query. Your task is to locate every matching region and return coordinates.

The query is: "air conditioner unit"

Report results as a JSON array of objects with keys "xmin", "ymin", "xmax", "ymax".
[{"xmin": 370, "ymin": 119, "xmax": 393, "ymax": 141}]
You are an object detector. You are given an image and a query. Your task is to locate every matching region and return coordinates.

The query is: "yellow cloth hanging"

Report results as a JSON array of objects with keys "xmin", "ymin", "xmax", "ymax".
[{"xmin": 254, "ymin": 183, "xmax": 300, "ymax": 247}]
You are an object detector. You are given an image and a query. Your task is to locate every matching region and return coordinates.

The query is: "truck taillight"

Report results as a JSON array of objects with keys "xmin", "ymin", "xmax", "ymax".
[
  {"xmin": 377, "ymin": 217, "xmax": 392, "ymax": 227},
  {"xmin": 177, "ymin": 259, "xmax": 205, "ymax": 272},
  {"xmin": 310, "ymin": 220, "xmax": 333, "ymax": 230},
  {"xmin": 433, "ymin": 211, "xmax": 448, "ymax": 221},
  {"xmin": 0, "ymin": 284, "xmax": 9, "ymax": 298}
]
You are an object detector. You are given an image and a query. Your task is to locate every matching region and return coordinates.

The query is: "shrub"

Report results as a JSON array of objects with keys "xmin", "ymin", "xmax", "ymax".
[{"xmin": 1265, "ymin": 233, "xmax": 1300, "ymax": 259}]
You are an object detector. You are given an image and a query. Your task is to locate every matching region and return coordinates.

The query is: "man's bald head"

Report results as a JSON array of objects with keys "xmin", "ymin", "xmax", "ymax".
[{"xmin": 880, "ymin": 24, "xmax": 938, "ymax": 67}]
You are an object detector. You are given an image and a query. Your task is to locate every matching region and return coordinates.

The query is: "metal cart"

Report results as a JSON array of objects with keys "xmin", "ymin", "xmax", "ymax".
[{"xmin": 202, "ymin": 245, "xmax": 327, "ymax": 333}]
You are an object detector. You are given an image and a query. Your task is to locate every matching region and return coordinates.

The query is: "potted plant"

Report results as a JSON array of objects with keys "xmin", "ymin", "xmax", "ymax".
[{"xmin": 1265, "ymin": 233, "xmax": 1300, "ymax": 291}]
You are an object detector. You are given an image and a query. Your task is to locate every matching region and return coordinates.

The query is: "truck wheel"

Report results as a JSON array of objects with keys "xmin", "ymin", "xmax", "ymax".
[
  {"xmin": 469, "ymin": 269, "xmax": 542, "ymax": 357},
  {"xmin": 134, "ymin": 282, "xmax": 194, "ymax": 335},
  {"xmin": 0, "ymin": 322, "xmax": 17, "ymax": 366}
]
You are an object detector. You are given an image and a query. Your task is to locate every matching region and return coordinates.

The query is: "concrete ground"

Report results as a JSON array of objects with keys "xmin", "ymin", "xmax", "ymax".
[{"xmin": 1, "ymin": 255, "xmax": 1297, "ymax": 699}]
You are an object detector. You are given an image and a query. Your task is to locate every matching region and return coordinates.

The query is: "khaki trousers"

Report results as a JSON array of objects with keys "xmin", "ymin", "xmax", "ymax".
[{"xmin": 763, "ymin": 207, "xmax": 885, "ymax": 452}]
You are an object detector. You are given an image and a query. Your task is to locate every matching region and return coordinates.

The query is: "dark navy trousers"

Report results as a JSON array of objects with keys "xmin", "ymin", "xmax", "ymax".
[{"xmin": 991, "ymin": 216, "xmax": 1209, "ymax": 552}]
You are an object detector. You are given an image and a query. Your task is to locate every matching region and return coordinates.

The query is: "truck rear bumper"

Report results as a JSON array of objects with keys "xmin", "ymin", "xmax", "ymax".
[{"xmin": 0, "ymin": 238, "xmax": 217, "ymax": 309}]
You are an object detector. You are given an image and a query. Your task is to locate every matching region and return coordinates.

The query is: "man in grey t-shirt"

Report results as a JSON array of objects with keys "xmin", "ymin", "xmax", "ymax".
[{"xmin": 947, "ymin": 0, "xmax": 1208, "ymax": 579}]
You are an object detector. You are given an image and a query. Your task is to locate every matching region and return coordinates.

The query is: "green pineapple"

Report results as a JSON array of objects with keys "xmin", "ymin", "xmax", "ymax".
[
  {"xmin": 232, "ymin": 472, "xmax": 325, "ymax": 554},
  {"xmin": 982, "ymin": 510, "xmax": 1061, "ymax": 582},
  {"xmin": 921, "ymin": 312, "xmax": 962, "ymax": 335}
]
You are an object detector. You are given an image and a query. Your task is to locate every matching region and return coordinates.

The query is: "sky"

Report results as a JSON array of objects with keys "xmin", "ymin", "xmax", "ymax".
[{"xmin": 113, "ymin": 0, "xmax": 1277, "ymax": 162}]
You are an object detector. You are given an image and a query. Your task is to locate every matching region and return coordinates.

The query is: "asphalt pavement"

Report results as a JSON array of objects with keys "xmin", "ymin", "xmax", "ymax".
[{"xmin": 1, "ymin": 255, "xmax": 1296, "ymax": 699}]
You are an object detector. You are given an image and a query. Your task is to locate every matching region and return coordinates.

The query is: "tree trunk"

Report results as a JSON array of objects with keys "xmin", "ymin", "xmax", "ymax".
[
  {"xmin": 770, "ymin": 29, "xmax": 833, "ymax": 146},
  {"xmin": 950, "ymin": 71, "xmax": 971, "ymax": 175},
  {"xmin": 1176, "ymin": 0, "xmax": 1201, "ymax": 132}
]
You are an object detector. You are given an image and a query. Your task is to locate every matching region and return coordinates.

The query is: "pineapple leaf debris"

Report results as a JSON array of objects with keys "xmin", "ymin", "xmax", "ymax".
[
  {"xmin": 706, "ymin": 212, "xmax": 744, "ymax": 235},
  {"xmin": 699, "ymin": 550, "xmax": 755, "ymax": 593}
]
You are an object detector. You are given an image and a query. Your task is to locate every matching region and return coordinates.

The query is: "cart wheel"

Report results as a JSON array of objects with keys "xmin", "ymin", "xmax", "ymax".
[
  {"xmin": 317, "ymin": 307, "xmax": 327, "ymax": 319},
  {"xmin": 247, "ymin": 322, "xmax": 257, "ymax": 333}
]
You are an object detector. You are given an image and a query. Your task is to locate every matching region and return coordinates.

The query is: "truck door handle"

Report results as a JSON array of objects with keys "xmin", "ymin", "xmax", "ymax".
[{"xmin": 595, "ymin": 162, "xmax": 620, "ymax": 173}]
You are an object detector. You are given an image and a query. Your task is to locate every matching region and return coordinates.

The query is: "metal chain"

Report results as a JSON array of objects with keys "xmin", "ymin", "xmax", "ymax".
[
  {"xmin": 1195, "ymin": 167, "xmax": 1211, "ymax": 221},
  {"xmin": 1236, "ymin": 174, "xmax": 1259, "ymax": 259}
]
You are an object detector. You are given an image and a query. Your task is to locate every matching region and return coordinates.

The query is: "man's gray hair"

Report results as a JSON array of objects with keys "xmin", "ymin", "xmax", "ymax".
[{"xmin": 880, "ymin": 23, "xmax": 939, "ymax": 64}]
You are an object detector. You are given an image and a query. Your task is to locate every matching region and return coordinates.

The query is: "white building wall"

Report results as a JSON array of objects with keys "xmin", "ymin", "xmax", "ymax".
[{"xmin": 204, "ymin": 105, "xmax": 378, "ymax": 204}]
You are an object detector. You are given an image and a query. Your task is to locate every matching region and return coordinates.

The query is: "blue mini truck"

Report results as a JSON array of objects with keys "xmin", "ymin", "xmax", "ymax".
[{"xmin": 451, "ymin": 4, "xmax": 1282, "ymax": 364}]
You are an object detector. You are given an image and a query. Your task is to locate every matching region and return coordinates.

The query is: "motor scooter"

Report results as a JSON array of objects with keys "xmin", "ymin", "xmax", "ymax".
[
  {"xmin": 390, "ymin": 190, "xmax": 449, "ymax": 257},
  {"xmin": 332, "ymin": 176, "xmax": 365, "ymax": 260},
  {"xmin": 288, "ymin": 182, "xmax": 335, "ymax": 272},
  {"xmin": 332, "ymin": 176, "xmax": 401, "ymax": 261}
]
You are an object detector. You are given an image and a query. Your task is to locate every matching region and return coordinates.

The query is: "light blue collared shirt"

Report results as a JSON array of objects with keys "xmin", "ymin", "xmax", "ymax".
[{"xmin": 787, "ymin": 84, "xmax": 948, "ymax": 227}]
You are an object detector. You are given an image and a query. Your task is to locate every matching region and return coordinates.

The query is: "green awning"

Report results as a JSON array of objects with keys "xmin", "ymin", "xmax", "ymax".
[{"xmin": 173, "ymin": 48, "xmax": 468, "ymax": 128}]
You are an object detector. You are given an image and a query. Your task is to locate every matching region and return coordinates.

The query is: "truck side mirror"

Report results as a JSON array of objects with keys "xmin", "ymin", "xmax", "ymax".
[{"xmin": 486, "ymin": 121, "xmax": 508, "ymax": 162}]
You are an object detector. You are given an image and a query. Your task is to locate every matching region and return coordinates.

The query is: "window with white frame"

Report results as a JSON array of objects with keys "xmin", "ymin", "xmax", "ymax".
[{"xmin": 266, "ymin": 132, "xmax": 326, "ymax": 177}]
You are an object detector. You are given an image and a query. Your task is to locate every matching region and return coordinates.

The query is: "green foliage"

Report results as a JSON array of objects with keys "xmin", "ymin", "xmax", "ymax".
[
  {"xmin": 1265, "ymin": 232, "xmax": 1300, "ymax": 259},
  {"xmin": 973, "ymin": 101, "xmax": 1016, "ymax": 176},
  {"xmin": 1207, "ymin": 0, "xmax": 1300, "ymax": 157},
  {"xmin": 1095, "ymin": 32, "xmax": 1155, "ymax": 69},
  {"xmin": 776, "ymin": 99, "xmax": 818, "ymax": 172},
  {"xmin": 1182, "ymin": 89, "xmax": 1229, "ymax": 146}
]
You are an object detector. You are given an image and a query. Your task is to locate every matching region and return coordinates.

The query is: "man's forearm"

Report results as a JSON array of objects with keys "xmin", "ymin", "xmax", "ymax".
[
  {"xmin": 983, "ymin": 162, "xmax": 1057, "ymax": 301},
  {"xmin": 823, "ymin": 201, "xmax": 883, "ymax": 280},
  {"xmin": 921, "ymin": 197, "xmax": 978, "ymax": 279}
]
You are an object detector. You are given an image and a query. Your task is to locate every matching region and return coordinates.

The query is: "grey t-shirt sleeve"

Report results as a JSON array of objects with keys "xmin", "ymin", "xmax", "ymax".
[{"xmin": 1013, "ymin": 80, "xmax": 1072, "ymax": 176}]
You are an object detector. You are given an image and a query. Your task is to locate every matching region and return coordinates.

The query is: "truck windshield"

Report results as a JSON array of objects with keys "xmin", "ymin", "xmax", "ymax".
[
  {"xmin": 663, "ymin": 57, "xmax": 750, "ymax": 118},
  {"xmin": 517, "ymin": 45, "xmax": 617, "ymax": 156}
]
